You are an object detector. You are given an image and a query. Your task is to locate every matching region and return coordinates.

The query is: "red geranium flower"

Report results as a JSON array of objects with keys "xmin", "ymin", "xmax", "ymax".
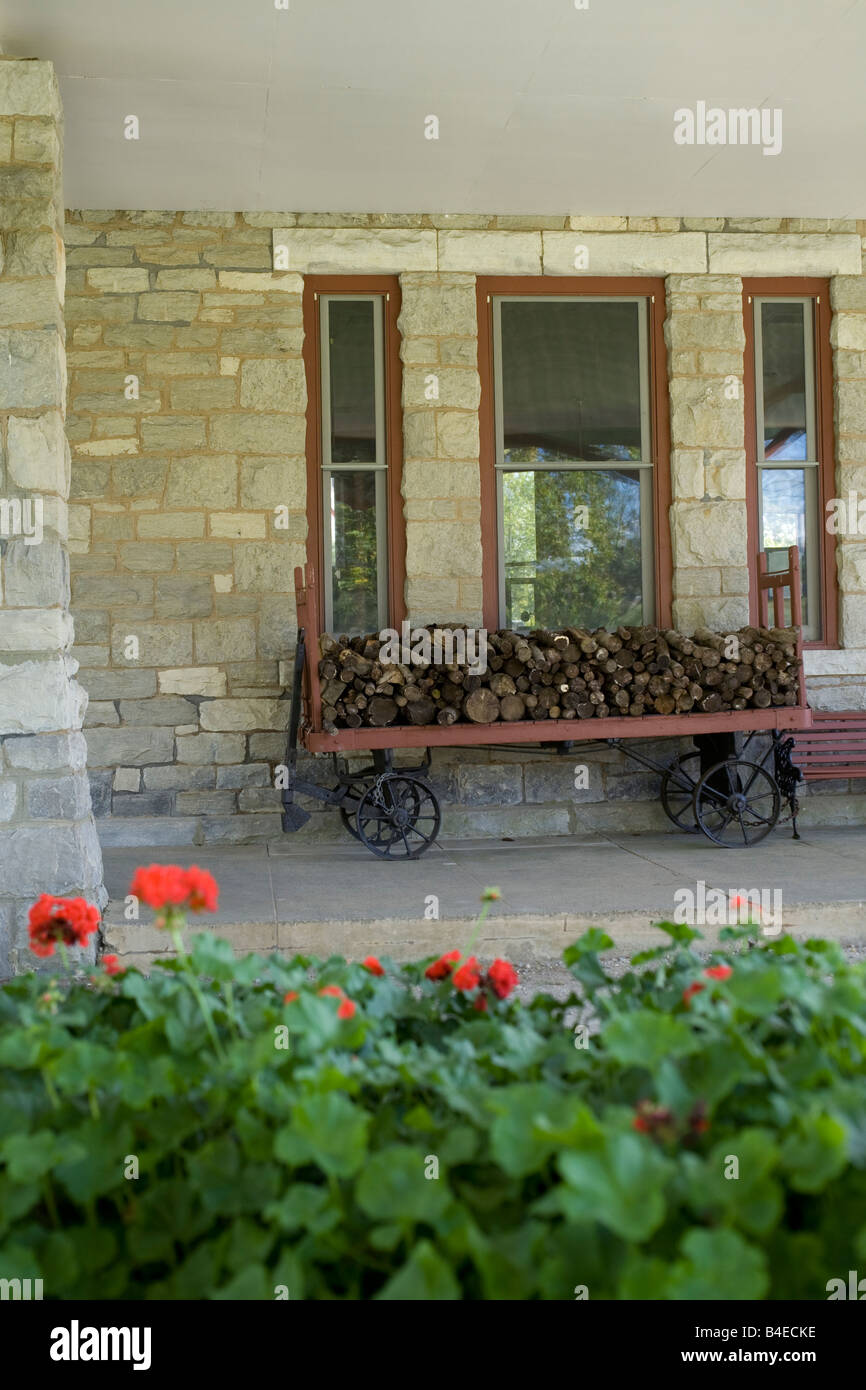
[
  {"xmin": 185, "ymin": 865, "xmax": 219, "ymax": 913},
  {"xmin": 102, "ymin": 954, "xmax": 123, "ymax": 976},
  {"xmin": 129, "ymin": 864, "xmax": 218, "ymax": 915},
  {"xmin": 362, "ymin": 956, "xmax": 384, "ymax": 976},
  {"xmin": 487, "ymin": 958, "xmax": 519, "ymax": 999},
  {"xmin": 28, "ymin": 895, "xmax": 100, "ymax": 958},
  {"xmin": 129, "ymin": 864, "xmax": 189, "ymax": 911},
  {"xmin": 632, "ymin": 1113, "xmax": 651, "ymax": 1133},
  {"xmin": 703, "ymin": 964, "xmax": 733, "ymax": 981},
  {"xmin": 473, "ymin": 995, "xmax": 488, "ymax": 1012},
  {"xmin": 682, "ymin": 981, "xmax": 705, "ymax": 1007},
  {"xmin": 453, "ymin": 956, "xmax": 482, "ymax": 991},
  {"xmin": 283, "ymin": 990, "xmax": 299, "ymax": 1003},
  {"xmin": 318, "ymin": 984, "xmax": 344, "ymax": 998},
  {"xmin": 425, "ymin": 949, "xmax": 461, "ymax": 981},
  {"xmin": 337, "ymin": 998, "xmax": 356, "ymax": 1020}
]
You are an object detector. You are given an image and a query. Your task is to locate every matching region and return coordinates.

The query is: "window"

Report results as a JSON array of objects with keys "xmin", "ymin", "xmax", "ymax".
[
  {"xmin": 303, "ymin": 277, "xmax": 405, "ymax": 634},
  {"xmin": 479, "ymin": 281, "xmax": 670, "ymax": 633},
  {"xmin": 745, "ymin": 282, "xmax": 836, "ymax": 645}
]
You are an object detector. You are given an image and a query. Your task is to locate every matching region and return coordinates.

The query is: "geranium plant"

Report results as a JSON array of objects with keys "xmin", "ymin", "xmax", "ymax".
[{"xmin": 1, "ymin": 868, "xmax": 864, "ymax": 1301}]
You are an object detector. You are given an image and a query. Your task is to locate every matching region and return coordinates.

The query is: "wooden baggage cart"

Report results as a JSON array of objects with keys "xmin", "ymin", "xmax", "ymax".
[{"xmin": 282, "ymin": 547, "xmax": 813, "ymax": 857}]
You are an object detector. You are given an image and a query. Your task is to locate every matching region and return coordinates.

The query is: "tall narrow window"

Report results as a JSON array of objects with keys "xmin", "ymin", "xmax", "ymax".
[
  {"xmin": 320, "ymin": 296, "xmax": 386, "ymax": 633},
  {"xmin": 747, "ymin": 286, "xmax": 835, "ymax": 644},
  {"xmin": 304, "ymin": 280, "xmax": 404, "ymax": 636},
  {"xmin": 491, "ymin": 294, "xmax": 656, "ymax": 632}
]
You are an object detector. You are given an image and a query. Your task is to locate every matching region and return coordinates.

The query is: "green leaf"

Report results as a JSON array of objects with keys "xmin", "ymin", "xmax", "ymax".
[
  {"xmin": 780, "ymin": 1114, "xmax": 849, "ymax": 1192},
  {"xmin": 37, "ymin": 1231, "xmax": 80, "ymax": 1290},
  {"xmin": 56, "ymin": 1121, "xmax": 133, "ymax": 1203},
  {"xmin": 655, "ymin": 919, "xmax": 703, "ymax": 945},
  {"xmin": 725, "ymin": 965, "xmax": 786, "ymax": 1016},
  {"xmin": 264, "ymin": 1184, "xmax": 337, "ymax": 1236},
  {"xmin": 488, "ymin": 1084, "xmax": 601, "ymax": 1178},
  {"xmin": 558, "ymin": 1132, "xmax": 674, "ymax": 1242},
  {"xmin": 357, "ymin": 1147, "xmax": 451, "ymax": 1224},
  {"xmin": 1, "ymin": 1131, "xmax": 68, "ymax": 1182},
  {"xmin": 602, "ymin": 1010, "xmax": 701, "ymax": 1068},
  {"xmin": 279, "ymin": 1093, "xmax": 369, "ymax": 1178},
  {"xmin": 684, "ymin": 1129, "xmax": 783, "ymax": 1236},
  {"xmin": 376, "ymin": 1240, "xmax": 460, "ymax": 1300},
  {"xmin": 189, "ymin": 933, "xmax": 238, "ymax": 983},
  {"xmin": 46, "ymin": 1042, "xmax": 117, "ymax": 1094},
  {"xmin": 369, "ymin": 1224, "xmax": 404, "ymax": 1251},
  {"xmin": 667, "ymin": 1228, "xmax": 768, "ymax": 1300},
  {"xmin": 213, "ymin": 1264, "xmax": 271, "ymax": 1300},
  {"xmin": 564, "ymin": 928, "xmax": 615, "ymax": 962}
]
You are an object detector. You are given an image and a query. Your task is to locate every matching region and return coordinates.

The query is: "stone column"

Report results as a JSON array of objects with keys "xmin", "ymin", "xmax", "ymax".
[
  {"xmin": 665, "ymin": 273, "xmax": 750, "ymax": 631},
  {"xmin": 0, "ymin": 56, "xmax": 105, "ymax": 975},
  {"xmin": 830, "ymin": 275, "xmax": 866, "ymax": 649},
  {"xmin": 397, "ymin": 272, "xmax": 483, "ymax": 624}
]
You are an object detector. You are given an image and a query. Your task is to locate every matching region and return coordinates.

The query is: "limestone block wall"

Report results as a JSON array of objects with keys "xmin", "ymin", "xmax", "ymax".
[
  {"xmin": 0, "ymin": 57, "xmax": 105, "ymax": 975},
  {"xmin": 397, "ymin": 271, "xmax": 483, "ymax": 624},
  {"xmin": 666, "ymin": 274, "xmax": 749, "ymax": 631},
  {"xmin": 62, "ymin": 211, "xmax": 866, "ymax": 844},
  {"xmin": 62, "ymin": 212, "xmax": 306, "ymax": 844}
]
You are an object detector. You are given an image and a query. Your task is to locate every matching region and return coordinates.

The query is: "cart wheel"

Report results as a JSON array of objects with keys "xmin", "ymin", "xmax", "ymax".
[
  {"xmin": 338, "ymin": 780, "xmax": 372, "ymax": 841},
  {"xmin": 660, "ymin": 753, "xmax": 702, "ymax": 832},
  {"xmin": 693, "ymin": 758, "xmax": 781, "ymax": 848},
  {"xmin": 355, "ymin": 774, "xmax": 441, "ymax": 859}
]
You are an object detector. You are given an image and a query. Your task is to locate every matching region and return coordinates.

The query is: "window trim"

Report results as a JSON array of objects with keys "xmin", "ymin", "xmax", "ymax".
[
  {"xmin": 743, "ymin": 278, "xmax": 837, "ymax": 649},
  {"xmin": 302, "ymin": 275, "xmax": 406, "ymax": 633},
  {"xmin": 477, "ymin": 277, "xmax": 672, "ymax": 632}
]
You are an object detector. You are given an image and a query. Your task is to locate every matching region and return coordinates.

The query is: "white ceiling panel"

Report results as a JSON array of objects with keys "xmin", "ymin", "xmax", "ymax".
[{"xmin": 3, "ymin": 0, "xmax": 865, "ymax": 215}]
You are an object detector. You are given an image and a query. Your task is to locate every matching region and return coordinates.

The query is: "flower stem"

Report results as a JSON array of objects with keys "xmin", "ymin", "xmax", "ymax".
[
  {"xmin": 461, "ymin": 900, "xmax": 493, "ymax": 959},
  {"xmin": 42, "ymin": 1071, "xmax": 61, "ymax": 1111},
  {"xmin": 57, "ymin": 940, "xmax": 71, "ymax": 980},
  {"xmin": 223, "ymin": 981, "xmax": 239, "ymax": 1035}
]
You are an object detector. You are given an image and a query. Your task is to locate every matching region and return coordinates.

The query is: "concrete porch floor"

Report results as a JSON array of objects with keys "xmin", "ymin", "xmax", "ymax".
[{"xmin": 100, "ymin": 825, "xmax": 866, "ymax": 972}]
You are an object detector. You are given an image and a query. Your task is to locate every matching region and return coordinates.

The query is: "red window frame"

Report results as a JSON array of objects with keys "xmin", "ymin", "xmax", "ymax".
[
  {"xmin": 743, "ymin": 278, "xmax": 838, "ymax": 648},
  {"xmin": 302, "ymin": 275, "xmax": 406, "ymax": 632},
  {"xmin": 476, "ymin": 277, "xmax": 672, "ymax": 632}
]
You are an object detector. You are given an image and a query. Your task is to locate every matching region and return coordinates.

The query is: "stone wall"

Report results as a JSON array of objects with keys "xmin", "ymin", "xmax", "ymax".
[
  {"xmin": 63, "ymin": 213, "xmax": 306, "ymax": 844},
  {"xmin": 398, "ymin": 271, "xmax": 483, "ymax": 624},
  {"xmin": 0, "ymin": 57, "xmax": 105, "ymax": 975},
  {"xmin": 61, "ymin": 211, "xmax": 866, "ymax": 844},
  {"xmin": 666, "ymin": 274, "xmax": 749, "ymax": 631}
]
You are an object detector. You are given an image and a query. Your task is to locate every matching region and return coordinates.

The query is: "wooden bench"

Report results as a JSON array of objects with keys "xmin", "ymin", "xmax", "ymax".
[
  {"xmin": 790, "ymin": 710, "xmax": 866, "ymax": 783},
  {"xmin": 757, "ymin": 548, "xmax": 866, "ymax": 801}
]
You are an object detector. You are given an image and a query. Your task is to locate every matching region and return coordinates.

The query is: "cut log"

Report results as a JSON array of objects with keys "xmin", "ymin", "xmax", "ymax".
[
  {"xmin": 500, "ymin": 693, "xmax": 526, "ymax": 722},
  {"xmin": 368, "ymin": 696, "xmax": 398, "ymax": 726},
  {"xmin": 464, "ymin": 687, "xmax": 501, "ymax": 723}
]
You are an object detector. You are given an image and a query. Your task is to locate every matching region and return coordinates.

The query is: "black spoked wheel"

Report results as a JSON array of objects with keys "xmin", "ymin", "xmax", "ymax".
[
  {"xmin": 693, "ymin": 758, "xmax": 781, "ymax": 848},
  {"xmin": 338, "ymin": 780, "xmax": 373, "ymax": 841},
  {"xmin": 355, "ymin": 774, "xmax": 441, "ymax": 859},
  {"xmin": 660, "ymin": 753, "xmax": 702, "ymax": 832}
]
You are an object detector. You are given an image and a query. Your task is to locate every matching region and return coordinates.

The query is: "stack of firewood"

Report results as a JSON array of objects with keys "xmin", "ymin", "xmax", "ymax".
[{"xmin": 316, "ymin": 624, "xmax": 800, "ymax": 731}]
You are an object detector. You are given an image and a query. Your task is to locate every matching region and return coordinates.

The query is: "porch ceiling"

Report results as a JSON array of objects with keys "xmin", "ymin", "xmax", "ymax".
[{"xmin": 4, "ymin": 0, "xmax": 866, "ymax": 217}]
